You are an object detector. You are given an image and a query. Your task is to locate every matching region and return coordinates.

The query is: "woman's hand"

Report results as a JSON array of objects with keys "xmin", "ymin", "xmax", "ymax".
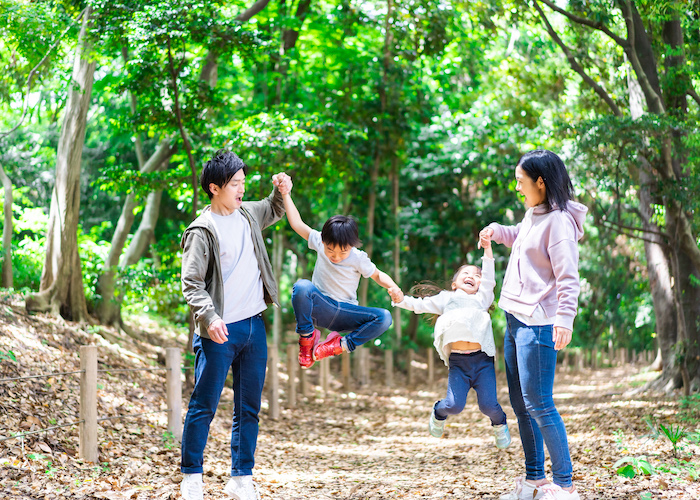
[{"xmin": 553, "ymin": 326, "xmax": 572, "ymax": 350}]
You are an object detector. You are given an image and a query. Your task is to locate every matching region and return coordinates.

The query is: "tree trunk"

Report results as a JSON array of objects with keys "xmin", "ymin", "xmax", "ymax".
[
  {"xmin": 25, "ymin": 8, "xmax": 96, "ymax": 321},
  {"xmin": 539, "ymin": 1, "xmax": 700, "ymax": 391},
  {"xmin": 96, "ymin": 142, "xmax": 175, "ymax": 325},
  {"xmin": 0, "ymin": 165, "xmax": 13, "ymax": 288},
  {"xmin": 120, "ymin": 190, "xmax": 164, "ymax": 268},
  {"xmin": 391, "ymin": 156, "xmax": 401, "ymax": 345}
]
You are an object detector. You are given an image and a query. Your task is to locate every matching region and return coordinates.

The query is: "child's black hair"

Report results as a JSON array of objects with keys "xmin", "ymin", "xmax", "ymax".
[
  {"xmin": 517, "ymin": 149, "xmax": 573, "ymax": 212},
  {"xmin": 321, "ymin": 215, "xmax": 362, "ymax": 248},
  {"xmin": 200, "ymin": 149, "xmax": 249, "ymax": 199}
]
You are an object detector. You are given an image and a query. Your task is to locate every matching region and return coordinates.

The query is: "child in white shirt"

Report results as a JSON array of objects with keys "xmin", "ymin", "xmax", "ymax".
[{"xmin": 389, "ymin": 233, "xmax": 510, "ymax": 448}]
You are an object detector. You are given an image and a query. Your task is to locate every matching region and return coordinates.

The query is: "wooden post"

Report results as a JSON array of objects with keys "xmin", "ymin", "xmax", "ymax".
[
  {"xmin": 341, "ymin": 352, "xmax": 351, "ymax": 390},
  {"xmin": 269, "ymin": 231, "xmax": 283, "ymax": 417},
  {"xmin": 320, "ymin": 358, "xmax": 329, "ymax": 396},
  {"xmin": 426, "ymin": 348, "xmax": 434, "ymax": 385},
  {"xmin": 407, "ymin": 350, "xmax": 415, "ymax": 387},
  {"xmin": 268, "ymin": 345, "xmax": 280, "ymax": 419},
  {"xmin": 385, "ymin": 349, "xmax": 393, "ymax": 387},
  {"xmin": 592, "ymin": 347, "xmax": 598, "ymax": 369},
  {"xmin": 355, "ymin": 347, "xmax": 369, "ymax": 386},
  {"xmin": 287, "ymin": 344, "xmax": 297, "ymax": 408},
  {"xmin": 365, "ymin": 347, "xmax": 371, "ymax": 385},
  {"xmin": 300, "ymin": 366, "xmax": 308, "ymax": 398},
  {"xmin": 165, "ymin": 347, "xmax": 182, "ymax": 441},
  {"xmin": 79, "ymin": 346, "xmax": 98, "ymax": 463},
  {"xmin": 576, "ymin": 349, "xmax": 584, "ymax": 371}
]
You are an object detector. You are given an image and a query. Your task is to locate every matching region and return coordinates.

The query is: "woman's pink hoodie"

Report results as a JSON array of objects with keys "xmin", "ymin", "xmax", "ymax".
[{"xmin": 489, "ymin": 201, "xmax": 588, "ymax": 331}]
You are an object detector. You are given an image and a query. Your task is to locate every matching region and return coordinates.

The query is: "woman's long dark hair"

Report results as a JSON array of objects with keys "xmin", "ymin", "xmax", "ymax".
[{"xmin": 518, "ymin": 149, "xmax": 573, "ymax": 211}]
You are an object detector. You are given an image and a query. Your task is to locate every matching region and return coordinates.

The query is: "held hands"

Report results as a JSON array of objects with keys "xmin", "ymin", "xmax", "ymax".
[
  {"xmin": 272, "ymin": 172, "xmax": 293, "ymax": 196},
  {"xmin": 207, "ymin": 318, "xmax": 229, "ymax": 344},
  {"xmin": 478, "ymin": 227, "xmax": 494, "ymax": 250},
  {"xmin": 553, "ymin": 326, "xmax": 572, "ymax": 351},
  {"xmin": 387, "ymin": 286, "xmax": 404, "ymax": 304}
]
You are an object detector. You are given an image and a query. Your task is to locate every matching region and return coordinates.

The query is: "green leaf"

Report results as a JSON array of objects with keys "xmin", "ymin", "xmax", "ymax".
[{"xmin": 617, "ymin": 464, "xmax": 636, "ymax": 478}]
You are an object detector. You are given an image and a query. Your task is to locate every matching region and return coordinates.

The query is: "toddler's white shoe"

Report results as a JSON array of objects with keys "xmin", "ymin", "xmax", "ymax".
[
  {"xmin": 224, "ymin": 475, "xmax": 261, "ymax": 500},
  {"xmin": 499, "ymin": 476, "xmax": 546, "ymax": 500},
  {"xmin": 494, "ymin": 423, "xmax": 512, "ymax": 449},
  {"xmin": 180, "ymin": 473, "xmax": 204, "ymax": 500},
  {"xmin": 540, "ymin": 483, "xmax": 580, "ymax": 500},
  {"xmin": 428, "ymin": 407, "xmax": 445, "ymax": 438}
]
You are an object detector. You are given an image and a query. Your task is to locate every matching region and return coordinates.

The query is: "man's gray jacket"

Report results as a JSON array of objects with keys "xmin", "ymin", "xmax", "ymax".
[{"xmin": 180, "ymin": 187, "xmax": 285, "ymax": 339}]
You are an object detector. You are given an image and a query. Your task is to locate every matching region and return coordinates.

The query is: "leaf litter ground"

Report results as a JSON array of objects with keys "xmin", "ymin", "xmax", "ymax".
[{"xmin": 0, "ymin": 293, "xmax": 698, "ymax": 499}]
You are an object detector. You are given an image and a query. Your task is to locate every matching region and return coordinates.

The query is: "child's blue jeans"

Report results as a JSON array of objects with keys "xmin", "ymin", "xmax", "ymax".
[
  {"xmin": 291, "ymin": 279, "xmax": 392, "ymax": 351},
  {"xmin": 503, "ymin": 312, "xmax": 573, "ymax": 488},
  {"xmin": 181, "ymin": 314, "xmax": 267, "ymax": 476},
  {"xmin": 434, "ymin": 351, "xmax": 507, "ymax": 426}
]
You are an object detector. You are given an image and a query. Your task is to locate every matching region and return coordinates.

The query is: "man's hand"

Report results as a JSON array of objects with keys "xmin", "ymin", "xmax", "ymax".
[
  {"xmin": 388, "ymin": 286, "xmax": 404, "ymax": 304},
  {"xmin": 207, "ymin": 319, "xmax": 229, "ymax": 344},
  {"xmin": 272, "ymin": 172, "xmax": 293, "ymax": 195},
  {"xmin": 553, "ymin": 326, "xmax": 572, "ymax": 351}
]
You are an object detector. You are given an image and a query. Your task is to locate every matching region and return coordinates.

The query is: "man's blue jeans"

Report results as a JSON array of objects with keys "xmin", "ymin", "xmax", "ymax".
[
  {"xmin": 291, "ymin": 279, "xmax": 392, "ymax": 351},
  {"xmin": 181, "ymin": 314, "xmax": 267, "ymax": 476},
  {"xmin": 503, "ymin": 313, "xmax": 573, "ymax": 487},
  {"xmin": 435, "ymin": 351, "xmax": 506, "ymax": 426}
]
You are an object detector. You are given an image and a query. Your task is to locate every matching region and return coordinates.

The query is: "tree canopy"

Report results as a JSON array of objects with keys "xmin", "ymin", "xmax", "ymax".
[{"xmin": 1, "ymin": 0, "xmax": 699, "ymax": 390}]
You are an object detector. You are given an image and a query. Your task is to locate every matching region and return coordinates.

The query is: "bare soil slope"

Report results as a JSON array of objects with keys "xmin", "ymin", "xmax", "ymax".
[{"xmin": 1, "ymin": 292, "xmax": 698, "ymax": 499}]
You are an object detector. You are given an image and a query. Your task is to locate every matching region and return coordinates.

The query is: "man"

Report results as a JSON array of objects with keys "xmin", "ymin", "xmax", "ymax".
[{"xmin": 179, "ymin": 149, "xmax": 291, "ymax": 500}]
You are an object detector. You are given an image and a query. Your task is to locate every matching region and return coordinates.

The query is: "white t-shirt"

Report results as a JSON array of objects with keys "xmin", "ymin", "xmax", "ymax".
[
  {"xmin": 393, "ymin": 257, "xmax": 497, "ymax": 366},
  {"xmin": 208, "ymin": 210, "xmax": 267, "ymax": 324},
  {"xmin": 308, "ymin": 229, "xmax": 376, "ymax": 305}
]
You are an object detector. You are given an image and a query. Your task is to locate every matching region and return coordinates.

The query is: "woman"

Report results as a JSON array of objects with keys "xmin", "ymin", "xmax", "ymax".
[{"xmin": 481, "ymin": 150, "xmax": 587, "ymax": 500}]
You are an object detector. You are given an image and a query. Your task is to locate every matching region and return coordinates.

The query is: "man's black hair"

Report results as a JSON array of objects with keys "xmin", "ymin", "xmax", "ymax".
[
  {"xmin": 200, "ymin": 149, "xmax": 249, "ymax": 199},
  {"xmin": 517, "ymin": 149, "xmax": 573, "ymax": 211},
  {"xmin": 321, "ymin": 215, "xmax": 362, "ymax": 248}
]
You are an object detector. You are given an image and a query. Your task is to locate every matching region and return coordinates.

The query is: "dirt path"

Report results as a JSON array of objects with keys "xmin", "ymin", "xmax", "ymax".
[
  {"xmin": 199, "ymin": 365, "xmax": 697, "ymax": 500},
  {"xmin": 1, "ymin": 299, "xmax": 698, "ymax": 499}
]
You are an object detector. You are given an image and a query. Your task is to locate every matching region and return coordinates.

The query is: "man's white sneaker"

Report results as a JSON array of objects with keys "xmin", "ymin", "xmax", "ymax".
[
  {"xmin": 494, "ymin": 423, "xmax": 512, "ymax": 449},
  {"xmin": 180, "ymin": 473, "xmax": 204, "ymax": 500},
  {"xmin": 499, "ymin": 476, "xmax": 546, "ymax": 500},
  {"xmin": 428, "ymin": 407, "xmax": 446, "ymax": 438},
  {"xmin": 224, "ymin": 475, "xmax": 261, "ymax": 500},
  {"xmin": 540, "ymin": 483, "xmax": 580, "ymax": 500}
]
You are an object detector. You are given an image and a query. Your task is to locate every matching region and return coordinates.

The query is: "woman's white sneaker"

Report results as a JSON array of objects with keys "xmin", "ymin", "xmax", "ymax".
[
  {"xmin": 540, "ymin": 483, "xmax": 580, "ymax": 500},
  {"xmin": 499, "ymin": 476, "xmax": 546, "ymax": 500}
]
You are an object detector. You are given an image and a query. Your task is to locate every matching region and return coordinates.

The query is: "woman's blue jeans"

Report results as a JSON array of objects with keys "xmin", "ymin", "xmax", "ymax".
[
  {"xmin": 503, "ymin": 313, "xmax": 573, "ymax": 487},
  {"xmin": 291, "ymin": 279, "xmax": 392, "ymax": 351},
  {"xmin": 435, "ymin": 351, "xmax": 506, "ymax": 426},
  {"xmin": 181, "ymin": 314, "xmax": 267, "ymax": 476}
]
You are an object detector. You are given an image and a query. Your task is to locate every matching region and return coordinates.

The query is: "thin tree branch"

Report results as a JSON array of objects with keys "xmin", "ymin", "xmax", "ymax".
[
  {"xmin": 538, "ymin": 0, "xmax": 627, "ymax": 46},
  {"xmin": 0, "ymin": 8, "xmax": 87, "ymax": 139},
  {"xmin": 688, "ymin": 87, "xmax": 700, "ymax": 107},
  {"xmin": 618, "ymin": 0, "xmax": 665, "ymax": 114},
  {"xmin": 236, "ymin": 0, "xmax": 272, "ymax": 22},
  {"xmin": 533, "ymin": 0, "xmax": 623, "ymax": 116},
  {"xmin": 597, "ymin": 218, "xmax": 669, "ymax": 247},
  {"xmin": 166, "ymin": 36, "xmax": 198, "ymax": 219},
  {"xmin": 283, "ymin": 0, "xmax": 312, "ymax": 51}
]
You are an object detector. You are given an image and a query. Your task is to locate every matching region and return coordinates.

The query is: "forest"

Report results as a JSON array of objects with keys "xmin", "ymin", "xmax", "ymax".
[{"xmin": 0, "ymin": 0, "xmax": 700, "ymax": 498}]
